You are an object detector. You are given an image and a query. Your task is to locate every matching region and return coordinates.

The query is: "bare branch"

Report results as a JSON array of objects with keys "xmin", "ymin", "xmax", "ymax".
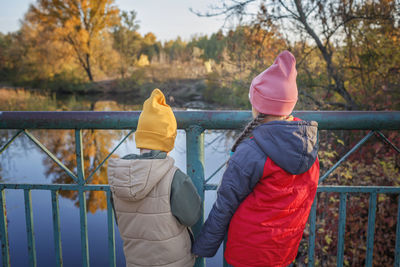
[
  {"xmin": 277, "ymin": 0, "xmax": 299, "ymax": 19},
  {"xmin": 305, "ymin": 3, "xmax": 319, "ymax": 18},
  {"xmin": 189, "ymin": 0, "xmax": 257, "ymax": 17},
  {"xmin": 296, "ymin": 46, "xmax": 317, "ymax": 67},
  {"xmin": 324, "ymin": 14, "xmax": 393, "ymax": 42}
]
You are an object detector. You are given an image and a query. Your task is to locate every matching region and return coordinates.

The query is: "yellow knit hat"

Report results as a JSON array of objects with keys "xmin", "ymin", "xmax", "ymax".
[{"xmin": 135, "ymin": 89, "xmax": 177, "ymax": 152}]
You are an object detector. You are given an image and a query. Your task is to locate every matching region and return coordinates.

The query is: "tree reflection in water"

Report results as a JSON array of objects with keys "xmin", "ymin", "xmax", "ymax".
[
  {"xmin": 41, "ymin": 128, "xmax": 127, "ymax": 213},
  {"xmin": 1, "ymin": 95, "xmax": 139, "ymax": 213}
]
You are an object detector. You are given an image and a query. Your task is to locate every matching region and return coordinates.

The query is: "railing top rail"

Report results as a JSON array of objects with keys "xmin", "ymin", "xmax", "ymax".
[{"xmin": 0, "ymin": 111, "xmax": 400, "ymax": 130}]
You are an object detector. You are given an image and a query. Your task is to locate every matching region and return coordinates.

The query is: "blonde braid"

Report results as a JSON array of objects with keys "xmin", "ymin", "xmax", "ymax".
[{"xmin": 231, "ymin": 113, "xmax": 266, "ymax": 152}]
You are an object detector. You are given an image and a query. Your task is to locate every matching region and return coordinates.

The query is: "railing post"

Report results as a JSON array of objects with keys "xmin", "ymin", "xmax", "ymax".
[
  {"xmin": 337, "ymin": 193, "xmax": 347, "ymax": 267},
  {"xmin": 0, "ymin": 190, "xmax": 10, "ymax": 267},
  {"xmin": 106, "ymin": 190, "xmax": 116, "ymax": 267},
  {"xmin": 366, "ymin": 192, "xmax": 377, "ymax": 267},
  {"xmin": 24, "ymin": 189, "xmax": 37, "ymax": 267},
  {"xmin": 395, "ymin": 194, "xmax": 400, "ymax": 267},
  {"xmin": 75, "ymin": 129, "xmax": 85, "ymax": 185},
  {"xmin": 75, "ymin": 130, "xmax": 89, "ymax": 266},
  {"xmin": 308, "ymin": 196, "xmax": 317, "ymax": 267},
  {"xmin": 51, "ymin": 190, "xmax": 63, "ymax": 267},
  {"xmin": 78, "ymin": 189, "xmax": 89, "ymax": 267},
  {"xmin": 186, "ymin": 125, "xmax": 205, "ymax": 267}
]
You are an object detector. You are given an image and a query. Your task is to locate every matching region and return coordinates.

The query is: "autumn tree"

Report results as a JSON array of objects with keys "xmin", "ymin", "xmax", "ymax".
[
  {"xmin": 27, "ymin": 0, "xmax": 119, "ymax": 81},
  {"xmin": 189, "ymin": 31, "xmax": 226, "ymax": 63},
  {"xmin": 0, "ymin": 33, "xmax": 18, "ymax": 81},
  {"xmin": 140, "ymin": 32, "xmax": 161, "ymax": 62},
  {"xmin": 192, "ymin": 25, "xmax": 285, "ymax": 107},
  {"xmin": 341, "ymin": 0, "xmax": 400, "ymax": 110},
  {"xmin": 192, "ymin": 0, "xmax": 398, "ymax": 109},
  {"xmin": 112, "ymin": 10, "xmax": 142, "ymax": 78},
  {"xmin": 163, "ymin": 37, "xmax": 191, "ymax": 62},
  {"xmin": 0, "ymin": 25, "xmax": 75, "ymax": 86}
]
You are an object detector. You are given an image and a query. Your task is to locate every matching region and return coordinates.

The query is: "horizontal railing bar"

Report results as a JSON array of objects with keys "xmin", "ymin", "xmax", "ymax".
[
  {"xmin": 1, "ymin": 111, "xmax": 400, "ymax": 130},
  {"xmin": 317, "ymin": 186, "xmax": 400, "ymax": 193},
  {"xmin": 0, "ymin": 184, "xmax": 110, "ymax": 191},
  {"xmin": 205, "ymin": 184, "xmax": 218, "ymax": 190},
  {"xmin": 203, "ymin": 184, "xmax": 400, "ymax": 193}
]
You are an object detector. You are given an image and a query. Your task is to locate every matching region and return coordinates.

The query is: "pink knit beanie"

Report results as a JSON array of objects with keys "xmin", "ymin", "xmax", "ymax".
[{"xmin": 249, "ymin": 50, "xmax": 298, "ymax": 116}]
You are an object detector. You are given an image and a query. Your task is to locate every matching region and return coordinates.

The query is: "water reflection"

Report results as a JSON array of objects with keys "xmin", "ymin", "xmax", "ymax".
[
  {"xmin": 40, "ymin": 128, "xmax": 126, "ymax": 213},
  {"xmin": 0, "ymin": 91, "xmax": 144, "ymax": 213}
]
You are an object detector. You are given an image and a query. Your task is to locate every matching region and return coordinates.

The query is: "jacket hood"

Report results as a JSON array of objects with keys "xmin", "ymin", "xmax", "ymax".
[
  {"xmin": 113, "ymin": 155, "xmax": 175, "ymax": 201},
  {"xmin": 252, "ymin": 120, "xmax": 318, "ymax": 174}
]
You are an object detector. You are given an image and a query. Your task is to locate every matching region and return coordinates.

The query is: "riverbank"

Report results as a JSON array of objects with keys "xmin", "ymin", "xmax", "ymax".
[{"xmin": 1, "ymin": 77, "xmax": 225, "ymax": 110}]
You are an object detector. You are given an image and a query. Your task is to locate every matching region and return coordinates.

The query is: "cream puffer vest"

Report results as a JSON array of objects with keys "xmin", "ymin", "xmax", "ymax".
[{"xmin": 108, "ymin": 156, "xmax": 195, "ymax": 267}]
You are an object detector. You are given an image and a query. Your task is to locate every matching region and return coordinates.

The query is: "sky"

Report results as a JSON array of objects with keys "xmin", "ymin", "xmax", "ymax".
[{"xmin": 0, "ymin": 0, "xmax": 227, "ymax": 42}]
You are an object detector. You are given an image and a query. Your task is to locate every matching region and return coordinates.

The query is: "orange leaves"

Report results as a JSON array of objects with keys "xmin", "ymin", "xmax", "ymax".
[{"xmin": 25, "ymin": 0, "xmax": 120, "ymax": 81}]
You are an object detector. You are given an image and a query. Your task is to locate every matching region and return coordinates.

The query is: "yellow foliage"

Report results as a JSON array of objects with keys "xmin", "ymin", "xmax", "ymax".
[
  {"xmin": 93, "ymin": 101, "xmax": 120, "ymax": 111},
  {"xmin": 137, "ymin": 54, "xmax": 150, "ymax": 67},
  {"xmin": 337, "ymin": 139, "xmax": 345, "ymax": 146},
  {"xmin": 324, "ymin": 235, "xmax": 333, "ymax": 245},
  {"xmin": 143, "ymin": 32, "xmax": 157, "ymax": 45},
  {"xmin": 26, "ymin": 0, "xmax": 120, "ymax": 81},
  {"xmin": 204, "ymin": 60, "xmax": 212, "ymax": 73},
  {"xmin": 192, "ymin": 47, "xmax": 204, "ymax": 58}
]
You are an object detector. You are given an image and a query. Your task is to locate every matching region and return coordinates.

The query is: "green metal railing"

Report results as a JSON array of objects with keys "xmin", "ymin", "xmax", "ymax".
[{"xmin": 0, "ymin": 111, "xmax": 400, "ymax": 267}]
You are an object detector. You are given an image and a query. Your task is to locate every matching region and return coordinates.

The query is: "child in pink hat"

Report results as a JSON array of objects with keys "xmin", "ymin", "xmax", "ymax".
[{"xmin": 192, "ymin": 51, "xmax": 320, "ymax": 266}]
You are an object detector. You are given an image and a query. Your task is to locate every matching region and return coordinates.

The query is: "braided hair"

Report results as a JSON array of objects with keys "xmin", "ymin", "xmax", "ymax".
[{"xmin": 231, "ymin": 113, "xmax": 266, "ymax": 152}]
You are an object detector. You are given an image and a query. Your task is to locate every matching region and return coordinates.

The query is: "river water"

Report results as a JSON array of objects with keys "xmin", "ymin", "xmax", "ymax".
[{"xmin": 0, "ymin": 88, "xmax": 236, "ymax": 266}]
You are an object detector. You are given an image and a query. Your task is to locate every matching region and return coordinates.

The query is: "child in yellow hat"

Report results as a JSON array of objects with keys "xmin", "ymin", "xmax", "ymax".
[{"xmin": 108, "ymin": 89, "xmax": 200, "ymax": 267}]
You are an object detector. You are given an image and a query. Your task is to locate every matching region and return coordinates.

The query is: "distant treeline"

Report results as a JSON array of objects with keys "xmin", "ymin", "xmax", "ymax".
[{"xmin": 0, "ymin": 0, "xmax": 399, "ymax": 110}]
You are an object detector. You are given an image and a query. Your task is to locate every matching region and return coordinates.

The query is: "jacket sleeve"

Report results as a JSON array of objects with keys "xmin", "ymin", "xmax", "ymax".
[
  {"xmin": 191, "ymin": 141, "xmax": 266, "ymax": 257},
  {"xmin": 170, "ymin": 169, "xmax": 202, "ymax": 227}
]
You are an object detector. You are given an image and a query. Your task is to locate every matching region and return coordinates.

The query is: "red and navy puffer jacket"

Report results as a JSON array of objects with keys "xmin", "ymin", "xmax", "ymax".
[{"xmin": 192, "ymin": 118, "xmax": 319, "ymax": 267}]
